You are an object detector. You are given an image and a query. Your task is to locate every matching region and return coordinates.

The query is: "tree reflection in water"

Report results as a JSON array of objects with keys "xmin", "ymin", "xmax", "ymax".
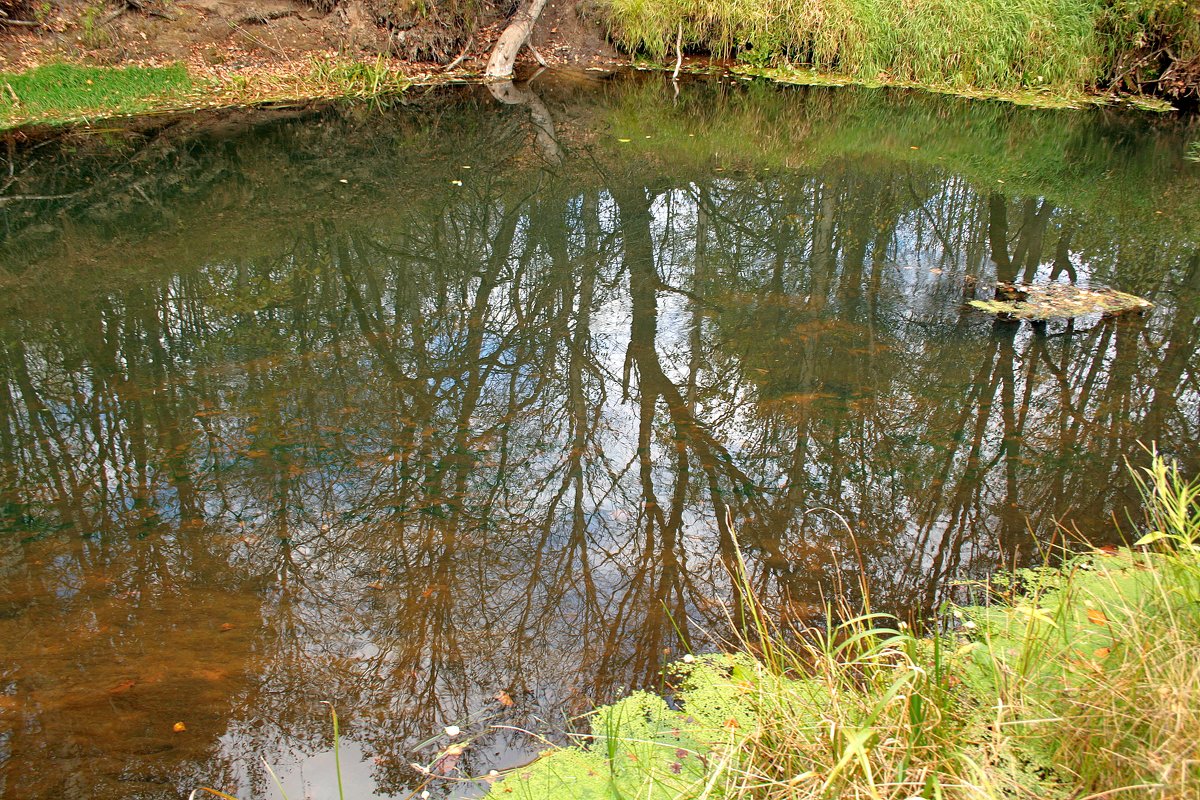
[{"xmin": 0, "ymin": 74, "xmax": 1198, "ymax": 799}]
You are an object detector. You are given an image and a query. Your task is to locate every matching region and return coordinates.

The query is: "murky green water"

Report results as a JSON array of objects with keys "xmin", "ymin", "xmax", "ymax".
[{"xmin": 1, "ymin": 72, "xmax": 1198, "ymax": 799}]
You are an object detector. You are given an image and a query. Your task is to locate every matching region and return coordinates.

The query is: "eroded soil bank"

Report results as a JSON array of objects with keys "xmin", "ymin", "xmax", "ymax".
[{"xmin": 0, "ymin": 0, "xmax": 622, "ymax": 79}]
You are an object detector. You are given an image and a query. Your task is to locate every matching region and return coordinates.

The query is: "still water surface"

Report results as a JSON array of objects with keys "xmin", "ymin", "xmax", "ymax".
[{"xmin": 1, "ymin": 72, "xmax": 1198, "ymax": 798}]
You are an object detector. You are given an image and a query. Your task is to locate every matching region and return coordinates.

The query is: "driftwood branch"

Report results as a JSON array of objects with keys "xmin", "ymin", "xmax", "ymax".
[
  {"xmin": 673, "ymin": 22, "xmax": 683, "ymax": 80},
  {"xmin": 0, "ymin": 193, "xmax": 80, "ymax": 203},
  {"xmin": 526, "ymin": 42, "xmax": 548, "ymax": 67},
  {"xmin": 442, "ymin": 25, "xmax": 476, "ymax": 71}
]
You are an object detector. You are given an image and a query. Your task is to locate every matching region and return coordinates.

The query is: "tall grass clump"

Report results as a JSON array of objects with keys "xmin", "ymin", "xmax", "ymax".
[
  {"xmin": 307, "ymin": 55, "xmax": 410, "ymax": 99},
  {"xmin": 603, "ymin": 0, "xmax": 1200, "ymax": 97},
  {"xmin": 1053, "ymin": 454, "xmax": 1200, "ymax": 796},
  {"xmin": 931, "ymin": 449, "xmax": 1200, "ymax": 799},
  {"xmin": 491, "ymin": 532, "xmax": 1010, "ymax": 799},
  {"xmin": 488, "ymin": 453, "xmax": 1200, "ymax": 800}
]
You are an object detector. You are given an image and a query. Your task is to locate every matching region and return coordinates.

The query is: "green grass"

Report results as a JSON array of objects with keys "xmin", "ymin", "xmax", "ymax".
[
  {"xmin": 0, "ymin": 62, "xmax": 196, "ymax": 128},
  {"xmin": 486, "ymin": 452, "xmax": 1200, "ymax": 799},
  {"xmin": 604, "ymin": 0, "xmax": 1200, "ymax": 97},
  {"xmin": 0, "ymin": 58, "xmax": 415, "ymax": 130}
]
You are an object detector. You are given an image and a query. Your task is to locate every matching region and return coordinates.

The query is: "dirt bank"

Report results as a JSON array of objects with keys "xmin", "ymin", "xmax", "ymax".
[{"xmin": 0, "ymin": 0, "xmax": 623, "ymax": 76}]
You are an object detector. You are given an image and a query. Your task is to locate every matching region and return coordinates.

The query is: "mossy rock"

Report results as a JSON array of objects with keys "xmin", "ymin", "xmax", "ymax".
[{"xmin": 968, "ymin": 282, "xmax": 1152, "ymax": 320}]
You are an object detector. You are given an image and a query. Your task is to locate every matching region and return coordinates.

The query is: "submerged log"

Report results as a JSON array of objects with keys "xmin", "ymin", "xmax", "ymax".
[{"xmin": 968, "ymin": 282, "xmax": 1152, "ymax": 321}]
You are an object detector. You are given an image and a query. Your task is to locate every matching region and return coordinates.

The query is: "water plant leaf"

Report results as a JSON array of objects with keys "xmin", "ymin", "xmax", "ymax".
[{"xmin": 1134, "ymin": 530, "xmax": 1167, "ymax": 546}]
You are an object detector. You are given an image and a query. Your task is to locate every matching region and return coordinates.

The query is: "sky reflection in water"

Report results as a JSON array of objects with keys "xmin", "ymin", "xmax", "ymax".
[{"xmin": 0, "ymin": 73, "xmax": 1198, "ymax": 799}]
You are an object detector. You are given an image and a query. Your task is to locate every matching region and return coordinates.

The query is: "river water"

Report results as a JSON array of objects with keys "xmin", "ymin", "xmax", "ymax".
[{"xmin": 1, "ymin": 72, "xmax": 1198, "ymax": 798}]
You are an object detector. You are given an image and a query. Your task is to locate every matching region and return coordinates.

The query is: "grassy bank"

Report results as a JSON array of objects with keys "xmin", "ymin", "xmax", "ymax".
[
  {"xmin": 0, "ymin": 62, "xmax": 195, "ymax": 126},
  {"xmin": 0, "ymin": 59, "xmax": 412, "ymax": 130},
  {"xmin": 485, "ymin": 453, "xmax": 1200, "ymax": 799},
  {"xmin": 605, "ymin": 0, "xmax": 1200, "ymax": 103}
]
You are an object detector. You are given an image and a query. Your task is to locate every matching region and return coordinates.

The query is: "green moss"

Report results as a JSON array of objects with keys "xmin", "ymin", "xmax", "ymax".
[
  {"xmin": 0, "ymin": 62, "xmax": 195, "ymax": 129},
  {"xmin": 491, "ymin": 691, "xmax": 712, "ymax": 799}
]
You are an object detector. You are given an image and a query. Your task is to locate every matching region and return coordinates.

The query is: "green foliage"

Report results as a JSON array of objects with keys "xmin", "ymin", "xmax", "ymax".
[
  {"xmin": 957, "ymin": 453, "xmax": 1200, "ymax": 798},
  {"xmin": 603, "ymin": 0, "xmax": 1200, "ymax": 96},
  {"xmin": 0, "ymin": 62, "xmax": 194, "ymax": 128},
  {"xmin": 1134, "ymin": 448, "xmax": 1200, "ymax": 556}
]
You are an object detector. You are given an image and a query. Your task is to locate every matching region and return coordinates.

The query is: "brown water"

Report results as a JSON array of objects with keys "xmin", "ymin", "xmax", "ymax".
[{"xmin": 1, "ymin": 72, "xmax": 1198, "ymax": 799}]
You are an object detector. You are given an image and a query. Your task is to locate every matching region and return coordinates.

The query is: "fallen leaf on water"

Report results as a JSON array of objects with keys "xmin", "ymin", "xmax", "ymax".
[
  {"xmin": 1094, "ymin": 647, "xmax": 1111, "ymax": 659},
  {"xmin": 432, "ymin": 743, "xmax": 465, "ymax": 775},
  {"xmin": 107, "ymin": 679, "xmax": 136, "ymax": 695},
  {"xmin": 1086, "ymin": 608, "xmax": 1109, "ymax": 626},
  {"xmin": 173, "ymin": 722, "xmax": 187, "ymax": 733},
  {"xmin": 220, "ymin": 623, "xmax": 235, "ymax": 632},
  {"xmin": 496, "ymin": 690, "xmax": 514, "ymax": 707},
  {"xmin": 366, "ymin": 581, "xmax": 384, "ymax": 590}
]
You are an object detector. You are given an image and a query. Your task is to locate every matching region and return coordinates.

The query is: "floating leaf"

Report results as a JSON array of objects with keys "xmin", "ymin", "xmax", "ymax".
[
  {"xmin": 1086, "ymin": 608, "xmax": 1109, "ymax": 626},
  {"xmin": 173, "ymin": 721, "xmax": 187, "ymax": 733},
  {"xmin": 432, "ymin": 743, "xmax": 465, "ymax": 775},
  {"xmin": 1094, "ymin": 647, "xmax": 1111, "ymax": 659},
  {"xmin": 496, "ymin": 690, "xmax": 515, "ymax": 707}
]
